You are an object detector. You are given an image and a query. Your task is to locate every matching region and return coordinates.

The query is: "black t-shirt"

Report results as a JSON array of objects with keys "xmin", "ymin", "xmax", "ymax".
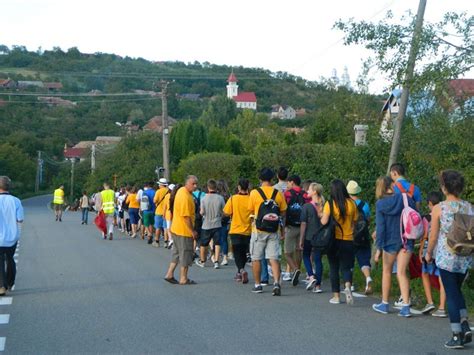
[{"xmin": 300, "ymin": 202, "xmax": 322, "ymax": 241}]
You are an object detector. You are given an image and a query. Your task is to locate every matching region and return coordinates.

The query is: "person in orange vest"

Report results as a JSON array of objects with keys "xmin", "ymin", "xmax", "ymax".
[
  {"xmin": 53, "ymin": 185, "xmax": 65, "ymax": 222},
  {"xmin": 100, "ymin": 182, "xmax": 116, "ymax": 240}
]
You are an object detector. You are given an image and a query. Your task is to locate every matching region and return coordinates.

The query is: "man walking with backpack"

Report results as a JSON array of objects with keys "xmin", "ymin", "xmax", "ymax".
[
  {"xmin": 153, "ymin": 178, "xmax": 169, "ymax": 247},
  {"xmin": 141, "ymin": 182, "xmax": 156, "ymax": 245},
  {"xmin": 390, "ymin": 163, "xmax": 422, "ymax": 211},
  {"xmin": 248, "ymin": 168, "xmax": 287, "ymax": 296},
  {"xmin": 283, "ymin": 175, "xmax": 305, "ymax": 286}
]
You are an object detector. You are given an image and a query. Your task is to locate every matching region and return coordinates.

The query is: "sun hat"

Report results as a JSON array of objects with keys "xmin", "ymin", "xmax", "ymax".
[
  {"xmin": 158, "ymin": 178, "xmax": 168, "ymax": 186},
  {"xmin": 346, "ymin": 180, "xmax": 361, "ymax": 195},
  {"xmin": 168, "ymin": 184, "xmax": 175, "ymax": 191}
]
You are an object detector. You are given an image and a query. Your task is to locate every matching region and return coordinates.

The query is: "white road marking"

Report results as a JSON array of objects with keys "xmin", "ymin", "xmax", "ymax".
[
  {"xmin": 0, "ymin": 337, "xmax": 5, "ymax": 351},
  {"xmin": 0, "ymin": 315, "xmax": 10, "ymax": 324},
  {"xmin": 0, "ymin": 298, "xmax": 12, "ymax": 306}
]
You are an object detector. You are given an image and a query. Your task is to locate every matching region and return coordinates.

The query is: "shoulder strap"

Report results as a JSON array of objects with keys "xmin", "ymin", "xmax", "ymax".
[
  {"xmin": 408, "ymin": 184, "xmax": 415, "ymax": 196},
  {"xmin": 356, "ymin": 200, "xmax": 365, "ymax": 212},
  {"xmin": 395, "ymin": 182, "xmax": 406, "ymax": 194},
  {"xmin": 257, "ymin": 187, "xmax": 268, "ymax": 202},
  {"xmin": 402, "ymin": 193, "xmax": 409, "ymax": 208},
  {"xmin": 328, "ymin": 200, "xmax": 343, "ymax": 234},
  {"xmin": 270, "ymin": 188, "xmax": 278, "ymax": 201}
]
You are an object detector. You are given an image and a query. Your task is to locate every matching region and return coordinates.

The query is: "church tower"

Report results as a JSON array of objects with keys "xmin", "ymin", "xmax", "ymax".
[{"xmin": 226, "ymin": 70, "xmax": 238, "ymax": 98}]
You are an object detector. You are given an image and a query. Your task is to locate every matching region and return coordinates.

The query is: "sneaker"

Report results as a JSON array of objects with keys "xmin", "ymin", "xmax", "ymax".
[
  {"xmin": 252, "ymin": 285, "xmax": 263, "ymax": 293},
  {"xmin": 312, "ymin": 286, "xmax": 323, "ymax": 293},
  {"xmin": 282, "ymin": 272, "xmax": 292, "ymax": 282},
  {"xmin": 432, "ymin": 309, "xmax": 448, "ymax": 318},
  {"xmin": 445, "ymin": 333, "xmax": 464, "ymax": 349},
  {"xmin": 420, "ymin": 303, "xmax": 436, "ymax": 314},
  {"xmin": 394, "ymin": 296, "xmax": 411, "ymax": 308},
  {"xmin": 306, "ymin": 278, "xmax": 317, "ymax": 291},
  {"xmin": 260, "ymin": 280, "xmax": 269, "ymax": 286},
  {"xmin": 168, "ymin": 241, "xmax": 173, "ymax": 249},
  {"xmin": 147, "ymin": 238, "xmax": 153, "ymax": 245},
  {"xmin": 214, "ymin": 262, "xmax": 220, "ymax": 269},
  {"xmin": 0, "ymin": 287, "xmax": 6, "ymax": 296},
  {"xmin": 195, "ymin": 259, "xmax": 205, "ymax": 268},
  {"xmin": 109, "ymin": 233, "xmax": 113, "ymax": 241},
  {"xmin": 329, "ymin": 297, "xmax": 341, "ymax": 304},
  {"xmin": 234, "ymin": 273, "xmax": 242, "ymax": 282},
  {"xmin": 152, "ymin": 241, "xmax": 160, "ymax": 248},
  {"xmin": 398, "ymin": 305, "xmax": 412, "ymax": 318},
  {"xmin": 461, "ymin": 320, "xmax": 472, "ymax": 344},
  {"xmin": 372, "ymin": 302, "xmax": 389, "ymax": 315},
  {"xmin": 344, "ymin": 287, "xmax": 354, "ymax": 305},
  {"xmin": 241, "ymin": 270, "xmax": 249, "ymax": 284},
  {"xmin": 227, "ymin": 252, "xmax": 234, "ymax": 260},
  {"xmin": 272, "ymin": 283, "xmax": 281, "ymax": 296},
  {"xmin": 350, "ymin": 285, "xmax": 355, "ymax": 292},
  {"xmin": 291, "ymin": 270, "xmax": 301, "ymax": 287},
  {"xmin": 365, "ymin": 281, "xmax": 373, "ymax": 295},
  {"xmin": 221, "ymin": 257, "xmax": 228, "ymax": 266}
]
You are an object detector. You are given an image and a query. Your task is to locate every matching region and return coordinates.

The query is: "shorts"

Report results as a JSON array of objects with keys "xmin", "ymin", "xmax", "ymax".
[
  {"xmin": 200, "ymin": 228, "xmax": 221, "ymax": 247},
  {"xmin": 154, "ymin": 215, "xmax": 165, "ymax": 229},
  {"xmin": 129, "ymin": 208, "xmax": 139, "ymax": 225},
  {"xmin": 284, "ymin": 225, "xmax": 300, "ymax": 254},
  {"xmin": 383, "ymin": 239, "xmax": 415, "ymax": 255},
  {"xmin": 54, "ymin": 203, "xmax": 63, "ymax": 211},
  {"xmin": 171, "ymin": 234, "xmax": 194, "ymax": 267},
  {"xmin": 422, "ymin": 262, "xmax": 440, "ymax": 276},
  {"xmin": 355, "ymin": 245, "xmax": 372, "ymax": 269},
  {"xmin": 250, "ymin": 231, "xmax": 280, "ymax": 261},
  {"xmin": 143, "ymin": 212, "xmax": 154, "ymax": 227}
]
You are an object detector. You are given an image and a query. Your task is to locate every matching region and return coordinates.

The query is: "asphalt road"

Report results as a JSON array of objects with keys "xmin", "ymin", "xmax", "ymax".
[{"xmin": 1, "ymin": 195, "xmax": 465, "ymax": 354}]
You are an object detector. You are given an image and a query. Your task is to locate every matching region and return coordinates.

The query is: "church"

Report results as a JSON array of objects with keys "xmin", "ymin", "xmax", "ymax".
[{"xmin": 226, "ymin": 71, "xmax": 257, "ymax": 110}]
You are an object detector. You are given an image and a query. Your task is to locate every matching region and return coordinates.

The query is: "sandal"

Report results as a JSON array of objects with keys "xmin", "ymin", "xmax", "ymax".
[
  {"xmin": 164, "ymin": 277, "xmax": 179, "ymax": 284},
  {"xmin": 180, "ymin": 279, "xmax": 197, "ymax": 285}
]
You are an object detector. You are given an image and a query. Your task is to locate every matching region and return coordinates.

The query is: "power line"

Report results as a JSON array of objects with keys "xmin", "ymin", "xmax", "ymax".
[
  {"xmin": 1, "ymin": 97, "xmax": 161, "ymax": 105},
  {"xmin": 0, "ymin": 92, "xmax": 157, "ymax": 97}
]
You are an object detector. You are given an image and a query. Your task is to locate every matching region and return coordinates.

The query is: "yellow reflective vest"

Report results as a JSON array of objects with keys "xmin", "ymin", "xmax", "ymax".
[
  {"xmin": 53, "ymin": 188, "xmax": 64, "ymax": 204},
  {"xmin": 101, "ymin": 189, "xmax": 115, "ymax": 214}
]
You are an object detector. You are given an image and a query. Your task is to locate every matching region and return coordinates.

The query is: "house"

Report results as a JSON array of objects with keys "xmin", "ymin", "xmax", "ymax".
[
  {"xmin": 63, "ymin": 145, "xmax": 87, "ymax": 162},
  {"xmin": 95, "ymin": 136, "xmax": 122, "ymax": 145},
  {"xmin": 43, "ymin": 82, "xmax": 63, "ymax": 91},
  {"xmin": 0, "ymin": 79, "xmax": 16, "ymax": 89},
  {"xmin": 271, "ymin": 105, "xmax": 296, "ymax": 120},
  {"xmin": 226, "ymin": 71, "xmax": 257, "ymax": 110},
  {"xmin": 380, "ymin": 89, "xmax": 402, "ymax": 141},
  {"xmin": 295, "ymin": 108, "xmax": 308, "ymax": 117},
  {"xmin": 18, "ymin": 81, "xmax": 44, "ymax": 89},
  {"xmin": 143, "ymin": 116, "xmax": 178, "ymax": 133}
]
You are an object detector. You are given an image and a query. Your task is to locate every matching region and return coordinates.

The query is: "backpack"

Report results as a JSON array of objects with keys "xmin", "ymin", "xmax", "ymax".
[
  {"xmin": 255, "ymin": 188, "xmax": 280, "ymax": 233},
  {"xmin": 400, "ymin": 193, "xmax": 424, "ymax": 247},
  {"xmin": 446, "ymin": 205, "xmax": 474, "ymax": 256},
  {"xmin": 193, "ymin": 191, "xmax": 203, "ymax": 230},
  {"xmin": 140, "ymin": 194, "xmax": 150, "ymax": 211},
  {"xmin": 286, "ymin": 189, "xmax": 305, "ymax": 227},
  {"xmin": 396, "ymin": 182, "xmax": 415, "ymax": 198},
  {"xmin": 311, "ymin": 201, "xmax": 341, "ymax": 253},
  {"xmin": 353, "ymin": 200, "xmax": 370, "ymax": 247}
]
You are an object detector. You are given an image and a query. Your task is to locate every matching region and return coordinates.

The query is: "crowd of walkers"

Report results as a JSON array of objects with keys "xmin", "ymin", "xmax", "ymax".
[{"xmin": 51, "ymin": 163, "xmax": 473, "ymax": 350}]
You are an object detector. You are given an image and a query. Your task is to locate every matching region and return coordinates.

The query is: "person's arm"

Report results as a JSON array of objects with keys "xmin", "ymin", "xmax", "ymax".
[
  {"xmin": 16, "ymin": 201, "xmax": 24, "ymax": 224},
  {"xmin": 299, "ymin": 222, "xmax": 307, "ymax": 250},
  {"xmin": 419, "ymin": 219, "xmax": 429, "ymax": 262},
  {"xmin": 183, "ymin": 216, "xmax": 198, "ymax": 240},
  {"xmin": 425, "ymin": 205, "xmax": 441, "ymax": 263},
  {"xmin": 320, "ymin": 202, "xmax": 330, "ymax": 226}
]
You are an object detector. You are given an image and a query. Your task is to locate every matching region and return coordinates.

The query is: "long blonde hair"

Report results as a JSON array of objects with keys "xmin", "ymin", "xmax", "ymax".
[
  {"xmin": 375, "ymin": 176, "xmax": 393, "ymax": 199},
  {"xmin": 309, "ymin": 182, "xmax": 325, "ymax": 205}
]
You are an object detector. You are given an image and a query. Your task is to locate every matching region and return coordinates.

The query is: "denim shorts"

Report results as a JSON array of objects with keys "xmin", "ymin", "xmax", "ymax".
[
  {"xmin": 154, "ymin": 215, "xmax": 165, "ymax": 229},
  {"xmin": 422, "ymin": 262, "xmax": 440, "ymax": 276},
  {"xmin": 355, "ymin": 245, "xmax": 371, "ymax": 269},
  {"xmin": 129, "ymin": 208, "xmax": 139, "ymax": 225},
  {"xmin": 383, "ymin": 239, "xmax": 414, "ymax": 255}
]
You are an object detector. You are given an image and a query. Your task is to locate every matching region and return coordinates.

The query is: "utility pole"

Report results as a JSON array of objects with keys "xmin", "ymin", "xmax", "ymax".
[
  {"xmin": 91, "ymin": 144, "xmax": 96, "ymax": 173},
  {"xmin": 161, "ymin": 80, "xmax": 171, "ymax": 181},
  {"xmin": 70, "ymin": 158, "xmax": 75, "ymax": 202},
  {"xmin": 387, "ymin": 0, "xmax": 427, "ymax": 174},
  {"xmin": 35, "ymin": 150, "xmax": 41, "ymax": 193}
]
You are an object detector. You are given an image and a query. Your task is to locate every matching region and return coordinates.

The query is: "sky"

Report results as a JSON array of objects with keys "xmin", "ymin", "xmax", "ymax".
[{"xmin": 2, "ymin": 0, "xmax": 473, "ymax": 94}]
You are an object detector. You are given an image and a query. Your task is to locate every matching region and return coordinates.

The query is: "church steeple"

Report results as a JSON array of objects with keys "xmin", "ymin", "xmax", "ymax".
[{"xmin": 226, "ymin": 69, "xmax": 238, "ymax": 98}]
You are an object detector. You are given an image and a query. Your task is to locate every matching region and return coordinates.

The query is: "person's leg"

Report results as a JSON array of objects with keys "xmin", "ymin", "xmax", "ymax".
[
  {"xmin": 5, "ymin": 244, "xmax": 16, "ymax": 289},
  {"xmin": 261, "ymin": 258, "xmax": 269, "ymax": 282},
  {"xmin": 250, "ymin": 233, "xmax": 264, "ymax": 285},
  {"xmin": 302, "ymin": 240, "xmax": 314, "ymax": 278},
  {"xmin": 356, "ymin": 246, "xmax": 372, "ymax": 292},
  {"xmin": 421, "ymin": 272, "xmax": 434, "ymax": 304},
  {"xmin": 439, "ymin": 269, "xmax": 465, "ymax": 333},
  {"xmin": 381, "ymin": 251, "xmax": 397, "ymax": 303},
  {"xmin": 439, "ymin": 276, "xmax": 447, "ymax": 310},
  {"xmin": 81, "ymin": 208, "xmax": 85, "ymax": 223},
  {"xmin": 313, "ymin": 249, "xmax": 323, "ymax": 286},
  {"xmin": 269, "ymin": 259, "xmax": 281, "ymax": 283},
  {"xmin": 220, "ymin": 225, "xmax": 229, "ymax": 258},
  {"xmin": 284, "ymin": 226, "xmax": 298, "ymax": 272},
  {"xmin": 0, "ymin": 249, "xmax": 7, "ymax": 290},
  {"xmin": 339, "ymin": 241, "xmax": 355, "ymax": 290},
  {"xmin": 84, "ymin": 209, "xmax": 89, "ymax": 224},
  {"xmin": 396, "ymin": 250, "xmax": 412, "ymax": 305},
  {"xmin": 154, "ymin": 216, "xmax": 162, "ymax": 243},
  {"xmin": 327, "ymin": 244, "xmax": 341, "ymax": 298}
]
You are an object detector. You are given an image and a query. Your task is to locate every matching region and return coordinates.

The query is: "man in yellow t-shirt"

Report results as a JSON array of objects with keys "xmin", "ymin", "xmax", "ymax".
[
  {"xmin": 53, "ymin": 185, "xmax": 65, "ymax": 222},
  {"xmin": 165, "ymin": 175, "xmax": 198, "ymax": 285},
  {"xmin": 152, "ymin": 178, "xmax": 170, "ymax": 247},
  {"xmin": 248, "ymin": 168, "xmax": 287, "ymax": 296}
]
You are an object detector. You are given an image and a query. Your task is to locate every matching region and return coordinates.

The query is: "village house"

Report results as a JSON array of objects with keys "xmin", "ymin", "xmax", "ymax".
[
  {"xmin": 226, "ymin": 72, "xmax": 257, "ymax": 110},
  {"xmin": 18, "ymin": 81, "xmax": 44, "ymax": 89},
  {"xmin": 271, "ymin": 104, "xmax": 296, "ymax": 120},
  {"xmin": 0, "ymin": 78, "xmax": 17, "ymax": 89},
  {"xmin": 143, "ymin": 116, "xmax": 178, "ymax": 133}
]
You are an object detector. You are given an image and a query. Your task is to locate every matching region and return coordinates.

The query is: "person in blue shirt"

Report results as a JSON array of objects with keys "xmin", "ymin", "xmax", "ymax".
[
  {"xmin": 0, "ymin": 176, "xmax": 24, "ymax": 296},
  {"xmin": 346, "ymin": 180, "xmax": 373, "ymax": 295},
  {"xmin": 142, "ymin": 182, "xmax": 156, "ymax": 245},
  {"xmin": 390, "ymin": 163, "xmax": 422, "ymax": 211}
]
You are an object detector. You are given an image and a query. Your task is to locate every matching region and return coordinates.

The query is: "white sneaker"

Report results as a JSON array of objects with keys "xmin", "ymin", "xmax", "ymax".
[
  {"xmin": 345, "ymin": 287, "xmax": 354, "ymax": 305},
  {"xmin": 306, "ymin": 278, "xmax": 317, "ymax": 291},
  {"xmin": 329, "ymin": 297, "xmax": 341, "ymax": 304},
  {"xmin": 221, "ymin": 257, "xmax": 228, "ymax": 266},
  {"xmin": 282, "ymin": 272, "xmax": 291, "ymax": 282},
  {"xmin": 394, "ymin": 296, "xmax": 411, "ymax": 308},
  {"xmin": 195, "ymin": 259, "xmax": 205, "ymax": 268},
  {"xmin": 312, "ymin": 286, "xmax": 323, "ymax": 293},
  {"xmin": 227, "ymin": 252, "xmax": 234, "ymax": 260},
  {"xmin": 214, "ymin": 262, "xmax": 220, "ymax": 269}
]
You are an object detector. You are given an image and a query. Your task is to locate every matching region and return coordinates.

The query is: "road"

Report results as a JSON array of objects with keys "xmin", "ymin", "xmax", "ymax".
[{"xmin": 0, "ymin": 195, "xmax": 461, "ymax": 354}]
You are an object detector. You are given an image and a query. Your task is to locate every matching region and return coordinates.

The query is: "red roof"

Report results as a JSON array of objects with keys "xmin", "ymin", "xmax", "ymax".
[
  {"xmin": 449, "ymin": 79, "xmax": 474, "ymax": 98},
  {"xmin": 64, "ymin": 148, "xmax": 86, "ymax": 159},
  {"xmin": 44, "ymin": 82, "xmax": 63, "ymax": 89},
  {"xmin": 233, "ymin": 92, "xmax": 257, "ymax": 103},
  {"xmin": 227, "ymin": 72, "xmax": 238, "ymax": 83}
]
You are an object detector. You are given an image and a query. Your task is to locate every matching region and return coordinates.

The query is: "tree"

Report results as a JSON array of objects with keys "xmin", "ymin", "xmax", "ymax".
[{"xmin": 199, "ymin": 96, "xmax": 237, "ymax": 127}]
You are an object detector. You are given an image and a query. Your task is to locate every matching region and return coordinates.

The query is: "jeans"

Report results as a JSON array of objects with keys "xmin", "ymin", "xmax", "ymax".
[
  {"xmin": 327, "ymin": 239, "xmax": 355, "ymax": 293},
  {"xmin": 81, "ymin": 208, "xmax": 89, "ymax": 224},
  {"xmin": 220, "ymin": 224, "xmax": 229, "ymax": 256},
  {"xmin": 0, "ymin": 243, "xmax": 17, "ymax": 289},
  {"xmin": 439, "ymin": 268, "xmax": 467, "ymax": 327},
  {"xmin": 303, "ymin": 239, "xmax": 323, "ymax": 285},
  {"xmin": 261, "ymin": 258, "xmax": 269, "ymax": 282}
]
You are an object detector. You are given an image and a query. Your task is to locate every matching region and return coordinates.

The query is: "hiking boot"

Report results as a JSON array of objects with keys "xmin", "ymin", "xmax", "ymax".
[
  {"xmin": 461, "ymin": 320, "xmax": 472, "ymax": 344},
  {"xmin": 398, "ymin": 305, "xmax": 412, "ymax": 318},
  {"xmin": 445, "ymin": 333, "xmax": 464, "ymax": 349},
  {"xmin": 241, "ymin": 269, "xmax": 249, "ymax": 284},
  {"xmin": 291, "ymin": 269, "xmax": 301, "ymax": 287},
  {"xmin": 420, "ymin": 303, "xmax": 435, "ymax": 314},
  {"xmin": 432, "ymin": 309, "xmax": 447, "ymax": 318},
  {"xmin": 195, "ymin": 259, "xmax": 205, "ymax": 268},
  {"xmin": 252, "ymin": 285, "xmax": 263, "ymax": 293},
  {"xmin": 234, "ymin": 273, "xmax": 242, "ymax": 282},
  {"xmin": 372, "ymin": 302, "xmax": 389, "ymax": 315},
  {"xmin": 272, "ymin": 283, "xmax": 281, "ymax": 296}
]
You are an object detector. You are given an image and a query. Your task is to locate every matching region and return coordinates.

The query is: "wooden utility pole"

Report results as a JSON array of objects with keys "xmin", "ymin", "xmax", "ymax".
[
  {"xmin": 161, "ymin": 81, "xmax": 171, "ymax": 181},
  {"xmin": 387, "ymin": 0, "xmax": 427, "ymax": 174},
  {"xmin": 91, "ymin": 144, "xmax": 96, "ymax": 173},
  {"xmin": 70, "ymin": 158, "xmax": 75, "ymax": 202}
]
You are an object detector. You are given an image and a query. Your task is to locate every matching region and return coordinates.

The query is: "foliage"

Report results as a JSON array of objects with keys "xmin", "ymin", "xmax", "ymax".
[{"xmin": 0, "ymin": 143, "xmax": 36, "ymax": 193}]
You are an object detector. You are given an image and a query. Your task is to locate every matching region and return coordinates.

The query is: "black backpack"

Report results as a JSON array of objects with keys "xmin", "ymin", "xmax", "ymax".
[
  {"xmin": 193, "ymin": 191, "xmax": 204, "ymax": 230},
  {"xmin": 255, "ymin": 188, "xmax": 281, "ymax": 233},
  {"xmin": 286, "ymin": 189, "xmax": 305, "ymax": 227},
  {"xmin": 353, "ymin": 200, "xmax": 371, "ymax": 247},
  {"xmin": 311, "ymin": 201, "xmax": 341, "ymax": 254}
]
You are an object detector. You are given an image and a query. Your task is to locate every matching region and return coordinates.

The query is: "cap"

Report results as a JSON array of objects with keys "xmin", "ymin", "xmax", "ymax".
[
  {"xmin": 168, "ymin": 184, "xmax": 175, "ymax": 190},
  {"xmin": 158, "ymin": 178, "xmax": 168, "ymax": 186},
  {"xmin": 346, "ymin": 180, "xmax": 361, "ymax": 195}
]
